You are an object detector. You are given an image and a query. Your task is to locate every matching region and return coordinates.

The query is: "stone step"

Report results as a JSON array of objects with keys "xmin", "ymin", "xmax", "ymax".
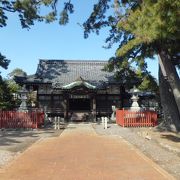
[{"xmin": 71, "ymin": 112, "xmax": 90, "ymax": 121}]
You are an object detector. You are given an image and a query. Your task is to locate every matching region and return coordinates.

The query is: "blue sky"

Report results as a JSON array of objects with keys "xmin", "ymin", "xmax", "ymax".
[{"xmin": 0, "ymin": 0, "xmax": 158, "ymax": 79}]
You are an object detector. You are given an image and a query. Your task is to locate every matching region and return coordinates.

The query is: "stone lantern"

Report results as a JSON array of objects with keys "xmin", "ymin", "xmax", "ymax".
[
  {"xmin": 18, "ymin": 85, "xmax": 28, "ymax": 112},
  {"xmin": 130, "ymin": 86, "xmax": 141, "ymax": 110}
]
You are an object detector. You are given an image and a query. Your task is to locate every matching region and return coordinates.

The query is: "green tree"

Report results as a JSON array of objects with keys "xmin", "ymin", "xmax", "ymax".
[
  {"xmin": 0, "ymin": 53, "xmax": 10, "ymax": 74},
  {"xmin": 83, "ymin": 0, "xmax": 180, "ymax": 131},
  {"xmin": 0, "ymin": 76, "xmax": 15, "ymax": 110},
  {"xmin": 7, "ymin": 68, "xmax": 38, "ymax": 108},
  {"xmin": 8, "ymin": 68, "xmax": 27, "ymax": 79},
  {"xmin": 7, "ymin": 68, "xmax": 27, "ymax": 92},
  {"xmin": 104, "ymin": 57, "xmax": 159, "ymax": 93},
  {"xmin": 7, "ymin": 68, "xmax": 28, "ymax": 107},
  {"xmin": 0, "ymin": 0, "xmax": 74, "ymax": 29}
]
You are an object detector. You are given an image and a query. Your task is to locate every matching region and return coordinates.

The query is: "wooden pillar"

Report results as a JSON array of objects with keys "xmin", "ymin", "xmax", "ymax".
[
  {"xmin": 92, "ymin": 96, "xmax": 96, "ymax": 122},
  {"xmin": 50, "ymin": 93, "xmax": 53, "ymax": 113},
  {"xmin": 64, "ymin": 98, "xmax": 68, "ymax": 121}
]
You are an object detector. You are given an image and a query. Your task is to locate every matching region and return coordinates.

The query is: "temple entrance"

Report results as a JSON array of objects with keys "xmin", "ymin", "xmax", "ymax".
[
  {"xmin": 69, "ymin": 99, "xmax": 91, "ymax": 111},
  {"xmin": 68, "ymin": 95, "xmax": 93, "ymax": 121}
]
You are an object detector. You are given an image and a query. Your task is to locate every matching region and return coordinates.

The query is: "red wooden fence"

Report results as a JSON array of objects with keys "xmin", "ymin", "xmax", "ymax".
[
  {"xmin": 116, "ymin": 109, "xmax": 157, "ymax": 127},
  {"xmin": 0, "ymin": 111, "xmax": 44, "ymax": 129}
]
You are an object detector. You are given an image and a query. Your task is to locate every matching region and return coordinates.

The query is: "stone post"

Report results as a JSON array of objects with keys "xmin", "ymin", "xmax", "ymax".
[
  {"xmin": 54, "ymin": 117, "xmax": 57, "ymax": 130},
  {"xmin": 101, "ymin": 117, "xmax": 104, "ymax": 126},
  {"xmin": 104, "ymin": 117, "xmax": 108, "ymax": 129},
  {"xmin": 58, "ymin": 117, "xmax": 60, "ymax": 129}
]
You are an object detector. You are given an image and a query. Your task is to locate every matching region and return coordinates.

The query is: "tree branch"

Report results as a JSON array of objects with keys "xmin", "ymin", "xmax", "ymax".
[{"xmin": 0, "ymin": 6, "xmax": 16, "ymax": 12}]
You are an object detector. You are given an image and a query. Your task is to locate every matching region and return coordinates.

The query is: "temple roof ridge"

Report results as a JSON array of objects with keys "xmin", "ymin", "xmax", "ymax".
[{"xmin": 38, "ymin": 59, "xmax": 108, "ymax": 64}]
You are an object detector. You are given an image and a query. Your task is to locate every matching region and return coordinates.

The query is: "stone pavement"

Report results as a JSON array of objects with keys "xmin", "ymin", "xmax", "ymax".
[{"xmin": 0, "ymin": 123, "xmax": 175, "ymax": 180}]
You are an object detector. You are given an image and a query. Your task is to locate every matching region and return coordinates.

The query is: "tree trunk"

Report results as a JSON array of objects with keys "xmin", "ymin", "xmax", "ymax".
[
  {"xmin": 158, "ymin": 50, "xmax": 180, "ymax": 114},
  {"xmin": 158, "ymin": 66, "xmax": 180, "ymax": 132}
]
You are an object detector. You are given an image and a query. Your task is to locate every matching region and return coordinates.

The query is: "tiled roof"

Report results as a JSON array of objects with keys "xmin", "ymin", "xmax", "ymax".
[{"xmin": 26, "ymin": 59, "xmax": 120, "ymax": 88}]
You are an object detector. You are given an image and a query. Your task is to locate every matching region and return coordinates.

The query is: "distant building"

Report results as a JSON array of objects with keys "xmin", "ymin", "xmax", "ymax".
[{"xmin": 15, "ymin": 59, "xmax": 134, "ymax": 121}]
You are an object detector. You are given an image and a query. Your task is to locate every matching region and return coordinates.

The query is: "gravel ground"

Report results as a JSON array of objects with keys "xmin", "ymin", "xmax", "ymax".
[
  {"xmin": 0, "ymin": 150, "xmax": 17, "ymax": 167},
  {"xmin": 93, "ymin": 123, "xmax": 180, "ymax": 179},
  {"xmin": 0, "ymin": 123, "xmax": 66, "ymax": 168}
]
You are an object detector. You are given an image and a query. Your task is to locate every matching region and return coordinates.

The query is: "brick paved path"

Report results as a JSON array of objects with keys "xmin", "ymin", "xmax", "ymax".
[{"xmin": 0, "ymin": 123, "xmax": 174, "ymax": 180}]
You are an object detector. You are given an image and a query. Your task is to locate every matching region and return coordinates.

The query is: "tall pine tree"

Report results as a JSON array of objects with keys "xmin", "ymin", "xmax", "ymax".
[{"xmin": 83, "ymin": 0, "xmax": 180, "ymax": 131}]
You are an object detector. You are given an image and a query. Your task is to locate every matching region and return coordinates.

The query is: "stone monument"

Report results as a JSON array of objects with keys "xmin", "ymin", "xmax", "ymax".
[
  {"xmin": 18, "ymin": 85, "xmax": 28, "ymax": 112},
  {"xmin": 111, "ymin": 105, "xmax": 116, "ymax": 122}
]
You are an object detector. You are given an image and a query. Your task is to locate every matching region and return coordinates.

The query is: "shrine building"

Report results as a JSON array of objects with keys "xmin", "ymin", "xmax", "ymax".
[{"xmin": 15, "ymin": 59, "xmax": 131, "ymax": 121}]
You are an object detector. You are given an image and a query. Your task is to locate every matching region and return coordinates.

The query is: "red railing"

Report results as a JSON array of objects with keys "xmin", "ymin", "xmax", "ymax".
[
  {"xmin": 0, "ymin": 111, "xmax": 44, "ymax": 129},
  {"xmin": 116, "ymin": 109, "xmax": 157, "ymax": 127}
]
